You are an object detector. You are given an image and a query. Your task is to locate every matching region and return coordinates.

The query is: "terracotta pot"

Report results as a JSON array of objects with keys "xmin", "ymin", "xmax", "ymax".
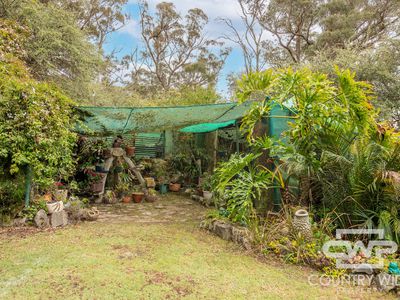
[
  {"xmin": 145, "ymin": 194, "xmax": 158, "ymax": 203},
  {"xmin": 132, "ymin": 192, "xmax": 144, "ymax": 203},
  {"xmin": 122, "ymin": 195, "xmax": 132, "ymax": 203},
  {"xmin": 169, "ymin": 183, "xmax": 181, "ymax": 192},
  {"xmin": 125, "ymin": 146, "xmax": 136, "ymax": 157}
]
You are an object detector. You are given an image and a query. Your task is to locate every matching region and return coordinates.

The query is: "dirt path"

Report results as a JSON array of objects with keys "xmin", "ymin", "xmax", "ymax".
[
  {"xmin": 96, "ymin": 194, "xmax": 205, "ymax": 224},
  {"xmin": 0, "ymin": 194, "xmax": 393, "ymax": 299}
]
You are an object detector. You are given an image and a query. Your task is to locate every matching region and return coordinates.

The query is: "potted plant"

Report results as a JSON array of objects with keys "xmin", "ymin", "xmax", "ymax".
[
  {"xmin": 122, "ymin": 194, "xmax": 132, "ymax": 203},
  {"xmin": 53, "ymin": 181, "xmax": 68, "ymax": 202},
  {"xmin": 200, "ymin": 173, "xmax": 213, "ymax": 201},
  {"xmin": 84, "ymin": 168, "xmax": 106, "ymax": 193},
  {"xmin": 169, "ymin": 182, "xmax": 181, "ymax": 192},
  {"xmin": 115, "ymin": 182, "xmax": 131, "ymax": 203},
  {"xmin": 169, "ymin": 173, "xmax": 182, "ymax": 192},
  {"xmin": 154, "ymin": 160, "xmax": 169, "ymax": 194},
  {"xmin": 159, "ymin": 180, "xmax": 168, "ymax": 194},
  {"xmin": 122, "ymin": 134, "xmax": 136, "ymax": 157},
  {"xmin": 132, "ymin": 186, "xmax": 144, "ymax": 203},
  {"xmin": 145, "ymin": 177, "xmax": 156, "ymax": 188},
  {"xmin": 91, "ymin": 173, "xmax": 106, "ymax": 193},
  {"xmin": 125, "ymin": 145, "xmax": 136, "ymax": 157},
  {"xmin": 145, "ymin": 189, "xmax": 158, "ymax": 203}
]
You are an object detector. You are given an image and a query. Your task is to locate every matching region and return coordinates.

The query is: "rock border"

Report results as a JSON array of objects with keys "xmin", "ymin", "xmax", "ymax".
[{"xmin": 200, "ymin": 218, "xmax": 253, "ymax": 250}]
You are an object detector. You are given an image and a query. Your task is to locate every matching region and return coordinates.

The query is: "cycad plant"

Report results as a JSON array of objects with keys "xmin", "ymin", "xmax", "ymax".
[
  {"xmin": 225, "ymin": 167, "xmax": 273, "ymax": 225},
  {"xmin": 212, "ymin": 153, "xmax": 281, "ymax": 225}
]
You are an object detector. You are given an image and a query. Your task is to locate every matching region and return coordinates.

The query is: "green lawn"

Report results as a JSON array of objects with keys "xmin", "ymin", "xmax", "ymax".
[{"xmin": 0, "ymin": 198, "xmax": 393, "ymax": 299}]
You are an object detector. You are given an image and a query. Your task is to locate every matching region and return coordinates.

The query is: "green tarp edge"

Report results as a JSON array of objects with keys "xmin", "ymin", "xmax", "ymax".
[{"xmin": 179, "ymin": 120, "xmax": 236, "ymax": 133}]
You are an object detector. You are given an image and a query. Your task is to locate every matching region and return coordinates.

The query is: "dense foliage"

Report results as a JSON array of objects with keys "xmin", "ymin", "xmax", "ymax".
[
  {"xmin": 0, "ymin": 20, "xmax": 77, "ymax": 218},
  {"xmin": 214, "ymin": 67, "xmax": 400, "ymax": 242},
  {"xmin": 0, "ymin": 58, "xmax": 77, "ymax": 186},
  {"xmin": 212, "ymin": 153, "xmax": 275, "ymax": 224},
  {"xmin": 0, "ymin": 1, "xmax": 102, "ymax": 101}
]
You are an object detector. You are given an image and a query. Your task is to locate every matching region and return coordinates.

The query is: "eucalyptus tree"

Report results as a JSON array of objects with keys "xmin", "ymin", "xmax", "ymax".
[{"xmin": 122, "ymin": 1, "xmax": 230, "ymax": 92}]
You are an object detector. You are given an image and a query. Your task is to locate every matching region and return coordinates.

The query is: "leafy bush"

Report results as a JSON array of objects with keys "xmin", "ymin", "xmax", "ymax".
[
  {"xmin": 0, "ymin": 21, "xmax": 78, "ymax": 210},
  {"xmin": 212, "ymin": 153, "xmax": 280, "ymax": 225},
  {"xmin": 0, "ymin": 58, "xmax": 77, "ymax": 188}
]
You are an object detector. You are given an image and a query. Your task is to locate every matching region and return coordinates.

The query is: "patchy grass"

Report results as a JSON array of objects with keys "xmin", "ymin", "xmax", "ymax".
[{"xmin": 0, "ymin": 196, "xmax": 394, "ymax": 299}]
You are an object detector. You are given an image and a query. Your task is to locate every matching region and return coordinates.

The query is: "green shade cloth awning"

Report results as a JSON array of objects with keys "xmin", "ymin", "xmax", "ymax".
[
  {"xmin": 76, "ymin": 101, "xmax": 254, "ymax": 136},
  {"xmin": 179, "ymin": 120, "xmax": 236, "ymax": 133}
]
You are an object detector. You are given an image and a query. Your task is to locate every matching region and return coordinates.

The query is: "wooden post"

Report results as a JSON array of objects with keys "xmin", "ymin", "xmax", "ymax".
[
  {"xmin": 235, "ymin": 120, "xmax": 240, "ymax": 153},
  {"xmin": 205, "ymin": 131, "xmax": 218, "ymax": 172}
]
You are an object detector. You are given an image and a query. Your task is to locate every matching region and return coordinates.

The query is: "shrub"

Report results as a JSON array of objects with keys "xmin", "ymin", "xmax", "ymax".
[{"xmin": 0, "ymin": 58, "xmax": 77, "ymax": 187}]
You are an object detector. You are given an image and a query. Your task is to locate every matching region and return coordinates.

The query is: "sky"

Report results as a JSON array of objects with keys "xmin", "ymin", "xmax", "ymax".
[{"xmin": 102, "ymin": 0, "xmax": 246, "ymax": 97}]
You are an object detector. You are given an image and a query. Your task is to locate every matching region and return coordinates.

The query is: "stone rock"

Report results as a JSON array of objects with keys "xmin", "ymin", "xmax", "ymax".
[
  {"xmin": 80, "ymin": 207, "xmax": 100, "ymax": 221},
  {"xmin": 198, "ymin": 197, "xmax": 205, "ymax": 205},
  {"xmin": 374, "ymin": 272, "xmax": 397, "ymax": 292},
  {"xmin": 213, "ymin": 221, "xmax": 233, "ymax": 241},
  {"xmin": 351, "ymin": 265, "xmax": 374, "ymax": 275},
  {"xmin": 64, "ymin": 199, "xmax": 83, "ymax": 222},
  {"xmin": 34, "ymin": 209, "xmax": 49, "ymax": 228},
  {"xmin": 231, "ymin": 226, "xmax": 253, "ymax": 250},
  {"xmin": 13, "ymin": 217, "xmax": 27, "ymax": 227},
  {"xmin": 201, "ymin": 218, "xmax": 254, "ymax": 249},
  {"xmin": 191, "ymin": 195, "xmax": 202, "ymax": 202},
  {"xmin": 50, "ymin": 210, "xmax": 68, "ymax": 228},
  {"xmin": 203, "ymin": 191, "xmax": 213, "ymax": 201}
]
